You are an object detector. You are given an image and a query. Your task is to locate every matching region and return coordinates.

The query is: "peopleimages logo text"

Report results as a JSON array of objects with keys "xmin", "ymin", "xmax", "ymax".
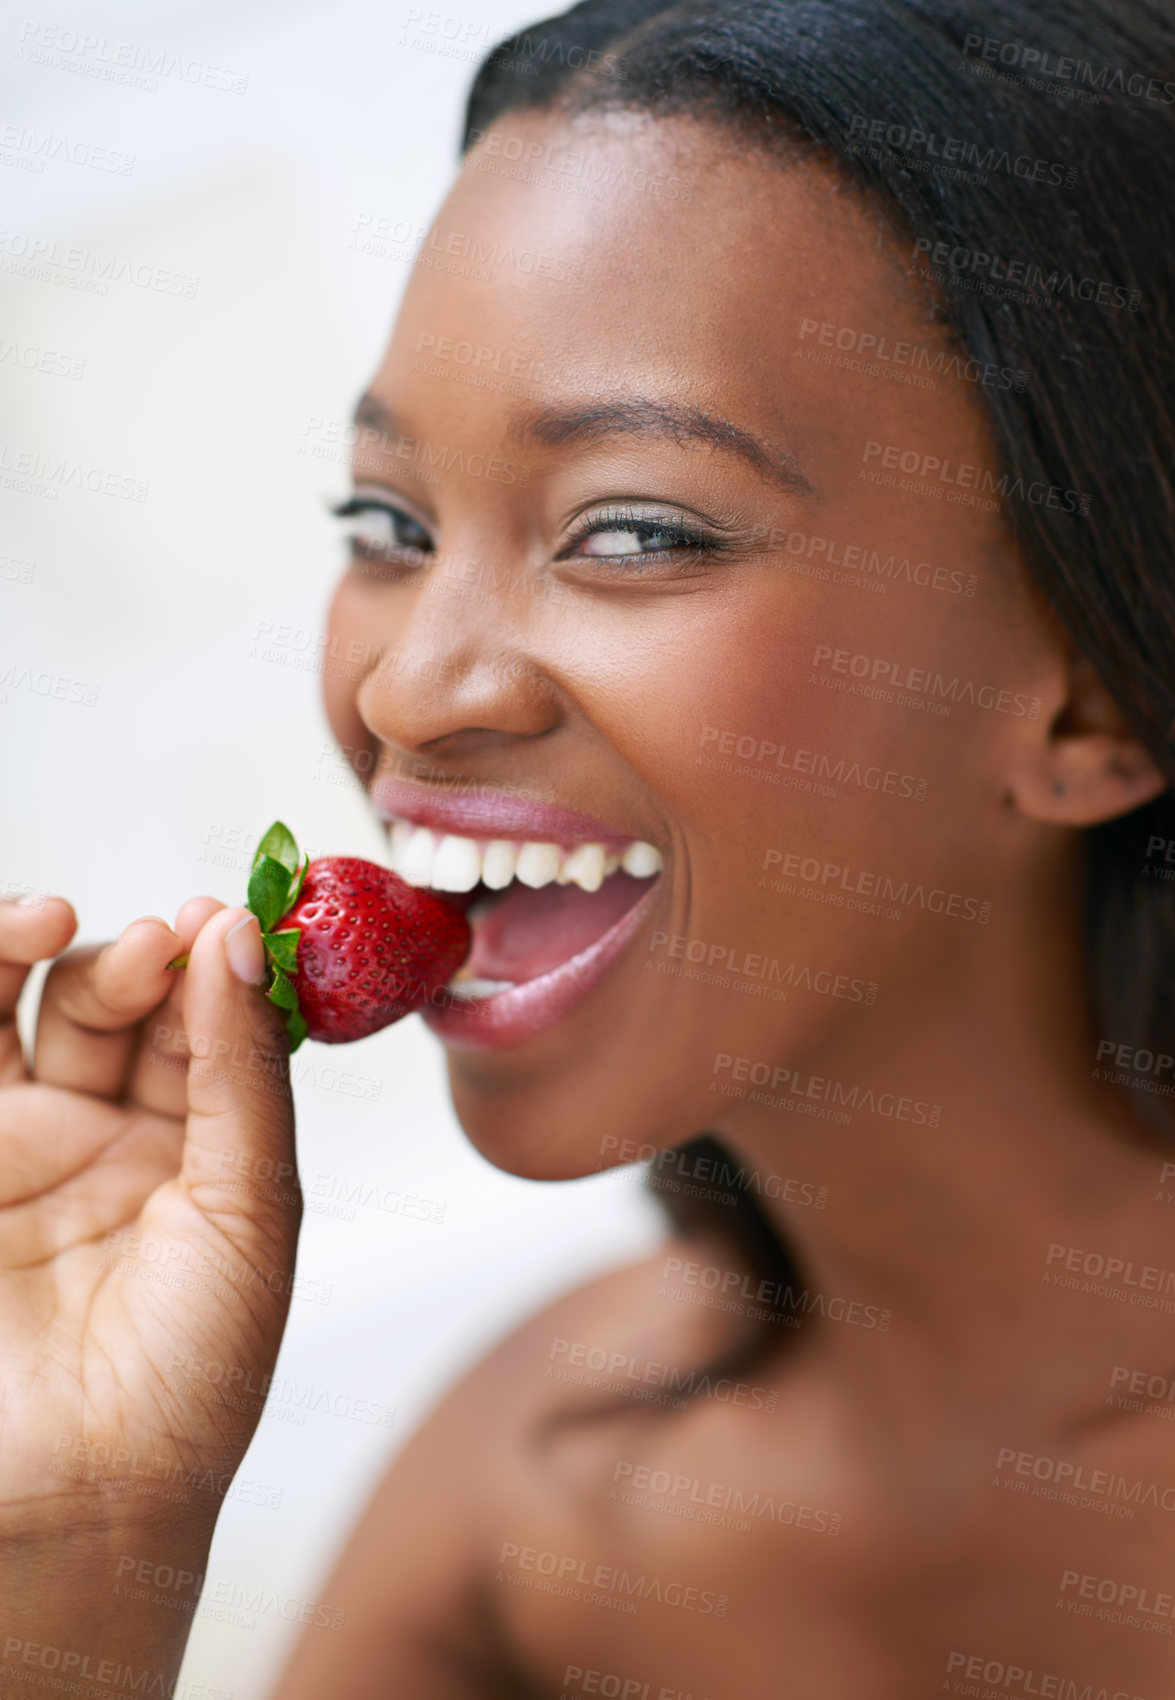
[
  {"xmin": 862, "ymin": 440, "xmax": 1091, "ymax": 515},
  {"xmin": 963, "ymin": 30, "xmax": 1175, "ymax": 104},
  {"xmin": 811, "ymin": 645, "xmax": 1042, "ymax": 719},
  {"xmin": 799, "ymin": 316, "xmax": 1026, "ymax": 390},
  {"xmin": 847, "ymin": 114, "xmax": 1076, "ymax": 186},
  {"xmin": 912, "ymin": 238, "xmax": 1140, "ymax": 311},
  {"xmin": 945, "ymin": 1649, "xmax": 1147, "ymax": 1699}
]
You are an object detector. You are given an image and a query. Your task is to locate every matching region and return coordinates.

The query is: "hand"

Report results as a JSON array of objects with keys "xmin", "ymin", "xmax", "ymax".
[{"xmin": 0, "ymin": 894, "xmax": 302, "ymax": 1540}]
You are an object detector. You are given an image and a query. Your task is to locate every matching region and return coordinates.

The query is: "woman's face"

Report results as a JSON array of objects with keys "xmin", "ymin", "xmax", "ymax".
[{"xmin": 324, "ymin": 109, "xmax": 1063, "ymax": 1178}]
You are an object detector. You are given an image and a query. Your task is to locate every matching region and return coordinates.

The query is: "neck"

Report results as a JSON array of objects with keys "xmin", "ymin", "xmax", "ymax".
[{"xmin": 710, "ymin": 891, "xmax": 1170, "ymax": 1404}]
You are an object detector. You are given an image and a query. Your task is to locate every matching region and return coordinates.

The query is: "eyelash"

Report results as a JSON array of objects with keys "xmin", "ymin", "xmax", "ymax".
[
  {"xmin": 330, "ymin": 495, "xmax": 433, "ymax": 568},
  {"xmin": 558, "ymin": 504, "xmax": 724, "ymax": 571},
  {"xmin": 329, "ymin": 495, "xmax": 726, "ymax": 575}
]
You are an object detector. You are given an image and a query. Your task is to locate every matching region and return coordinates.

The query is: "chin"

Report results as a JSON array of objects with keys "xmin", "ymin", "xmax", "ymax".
[{"xmin": 442, "ymin": 1050, "xmax": 704, "ymax": 1183}]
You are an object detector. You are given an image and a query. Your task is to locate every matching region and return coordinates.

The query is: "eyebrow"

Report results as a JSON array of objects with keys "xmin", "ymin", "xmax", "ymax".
[
  {"xmin": 353, "ymin": 392, "xmax": 408, "ymax": 440},
  {"xmin": 352, "ymin": 391, "xmax": 812, "ymax": 498},
  {"xmin": 507, "ymin": 398, "xmax": 812, "ymax": 497}
]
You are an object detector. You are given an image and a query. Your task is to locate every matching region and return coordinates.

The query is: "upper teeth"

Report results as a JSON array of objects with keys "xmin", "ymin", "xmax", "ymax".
[{"xmin": 386, "ymin": 821, "xmax": 663, "ymax": 893}]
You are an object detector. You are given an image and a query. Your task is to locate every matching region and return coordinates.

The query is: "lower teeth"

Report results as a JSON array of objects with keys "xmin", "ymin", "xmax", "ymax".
[{"xmin": 446, "ymin": 976, "xmax": 516, "ymax": 1000}]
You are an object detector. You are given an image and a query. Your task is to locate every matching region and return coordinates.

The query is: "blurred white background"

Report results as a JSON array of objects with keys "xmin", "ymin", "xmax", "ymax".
[{"xmin": 0, "ymin": 3, "xmax": 664, "ymax": 1693}]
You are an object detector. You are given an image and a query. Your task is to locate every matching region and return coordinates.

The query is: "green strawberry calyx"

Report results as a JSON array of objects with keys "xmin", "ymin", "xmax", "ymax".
[
  {"xmin": 166, "ymin": 819, "xmax": 309, "ymax": 1052},
  {"xmin": 246, "ymin": 820, "xmax": 309, "ymax": 1052}
]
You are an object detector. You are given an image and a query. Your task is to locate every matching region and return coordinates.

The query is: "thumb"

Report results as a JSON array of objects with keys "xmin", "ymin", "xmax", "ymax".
[{"xmin": 179, "ymin": 906, "xmax": 302, "ymax": 1252}]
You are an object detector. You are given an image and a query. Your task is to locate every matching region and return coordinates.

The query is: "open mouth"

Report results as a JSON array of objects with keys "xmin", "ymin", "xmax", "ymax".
[
  {"xmin": 381, "ymin": 815, "xmax": 664, "ymax": 1048},
  {"xmin": 387, "ymin": 819, "xmax": 662, "ymax": 993}
]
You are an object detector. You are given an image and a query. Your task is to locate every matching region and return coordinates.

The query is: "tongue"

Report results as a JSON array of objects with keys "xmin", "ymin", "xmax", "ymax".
[{"xmin": 468, "ymin": 872, "xmax": 650, "ymax": 983}]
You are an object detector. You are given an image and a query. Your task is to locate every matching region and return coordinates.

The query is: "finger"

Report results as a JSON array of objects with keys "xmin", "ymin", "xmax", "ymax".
[
  {"xmin": 0, "ymin": 896, "xmax": 77, "ymax": 1084},
  {"xmin": 174, "ymin": 894, "xmax": 226, "ymax": 941},
  {"xmin": 126, "ymin": 896, "xmax": 227, "ymax": 1117},
  {"xmin": 0, "ymin": 908, "xmax": 227, "ymax": 1262},
  {"xmin": 33, "ymin": 916, "xmax": 185, "ymax": 1100},
  {"xmin": 179, "ymin": 907, "xmax": 301, "ymax": 1273}
]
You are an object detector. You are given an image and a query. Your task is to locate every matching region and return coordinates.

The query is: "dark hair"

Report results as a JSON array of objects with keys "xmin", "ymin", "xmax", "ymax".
[{"xmin": 462, "ymin": 0, "xmax": 1175, "ymax": 1132}]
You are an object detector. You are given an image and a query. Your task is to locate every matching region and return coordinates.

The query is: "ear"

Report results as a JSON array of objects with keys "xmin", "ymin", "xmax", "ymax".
[{"xmin": 1011, "ymin": 652, "xmax": 1168, "ymax": 826}]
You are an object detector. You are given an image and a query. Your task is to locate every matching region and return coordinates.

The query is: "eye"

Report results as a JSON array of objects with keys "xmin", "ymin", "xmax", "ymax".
[
  {"xmin": 559, "ymin": 505, "xmax": 724, "ymax": 574},
  {"xmin": 575, "ymin": 522, "xmax": 696, "ymax": 557},
  {"xmin": 330, "ymin": 493, "xmax": 433, "ymax": 570}
]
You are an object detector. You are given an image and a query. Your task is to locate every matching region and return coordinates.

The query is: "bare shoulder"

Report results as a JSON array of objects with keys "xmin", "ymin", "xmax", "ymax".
[
  {"xmin": 388, "ymin": 1221, "xmax": 773, "ymax": 1537},
  {"xmin": 453, "ymin": 1222, "xmax": 768, "ymax": 1429},
  {"xmin": 269, "ymin": 1224, "xmax": 761, "ymax": 1700}
]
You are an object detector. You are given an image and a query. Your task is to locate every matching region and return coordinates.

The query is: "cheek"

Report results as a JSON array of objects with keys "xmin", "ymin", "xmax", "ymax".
[
  {"xmin": 688, "ymin": 568, "xmax": 1022, "ymax": 798},
  {"xmin": 322, "ymin": 575, "xmax": 376, "ymax": 768},
  {"xmin": 587, "ymin": 578, "xmax": 1001, "ymax": 905},
  {"xmin": 597, "ymin": 580, "xmax": 916, "ymax": 804}
]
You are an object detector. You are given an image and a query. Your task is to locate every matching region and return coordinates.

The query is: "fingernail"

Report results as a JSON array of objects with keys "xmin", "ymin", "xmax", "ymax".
[{"xmin": 225, "ymin": 914, "xmax": 265, "ymax": 984}]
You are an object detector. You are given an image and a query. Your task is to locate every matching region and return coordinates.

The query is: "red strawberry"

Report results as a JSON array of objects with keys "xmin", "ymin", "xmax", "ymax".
[
  {"xmin": 278, "ymin": 855, "xmax": 470, "ymax": 1044},
  {"xmin": 230, "ymin": 821, "xmax": 469, "ymax": 1048}
]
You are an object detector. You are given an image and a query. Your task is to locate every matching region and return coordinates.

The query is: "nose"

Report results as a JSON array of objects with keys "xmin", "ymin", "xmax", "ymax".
[{"xmin": 355, "ymin": 568, "xmax": 564, "ymax": 766}]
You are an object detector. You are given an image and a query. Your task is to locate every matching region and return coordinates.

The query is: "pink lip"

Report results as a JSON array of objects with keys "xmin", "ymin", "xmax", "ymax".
[
  {"xmin": 370, "ymin": 777, "xmax": 640, "ymax": 848},
  {"xmin": 420, "ymin": 877, "xmax": 661, "ymax": 1051}
]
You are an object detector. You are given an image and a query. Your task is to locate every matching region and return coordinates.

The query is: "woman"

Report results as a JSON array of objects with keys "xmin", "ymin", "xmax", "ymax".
[{"xmin": 4, "ymin": 0, "xmax": 1174, "ymax": 1692}]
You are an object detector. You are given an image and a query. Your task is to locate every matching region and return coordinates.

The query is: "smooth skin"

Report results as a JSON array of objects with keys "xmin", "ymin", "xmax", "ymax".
[
  {"xmin": 4, "ymin": 110, "xmax": 1173, "ymax": 1697},
  {"xmin": 0, "ymin": 896, "xmax": 298, "ymax": 1680}
]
